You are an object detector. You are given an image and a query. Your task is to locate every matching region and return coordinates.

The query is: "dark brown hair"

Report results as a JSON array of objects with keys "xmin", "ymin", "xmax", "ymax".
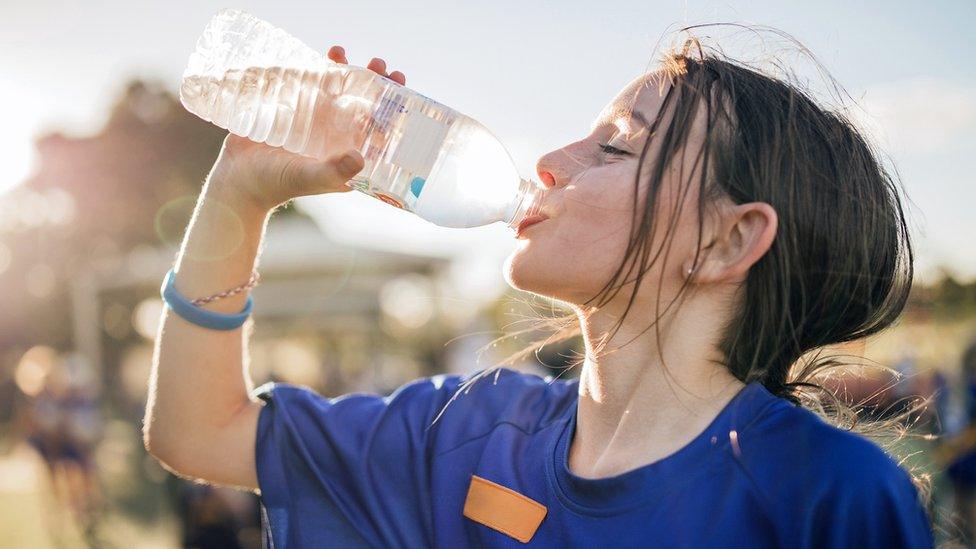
[{"xmin": 456, "ymin": 28, "xmax": 923, "ymax": 464}]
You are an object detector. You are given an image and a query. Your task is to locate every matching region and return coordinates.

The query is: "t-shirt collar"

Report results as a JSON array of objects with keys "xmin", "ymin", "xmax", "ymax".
[{"xmin": 546, "ymin": 381, "xmax": 782, "ymax": 514}]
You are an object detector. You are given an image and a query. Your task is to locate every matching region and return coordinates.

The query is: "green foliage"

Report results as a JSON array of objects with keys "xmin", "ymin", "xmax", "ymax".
[{"xmin": 909, "ymin": 271, "xmax": 976, "ymax": 319}]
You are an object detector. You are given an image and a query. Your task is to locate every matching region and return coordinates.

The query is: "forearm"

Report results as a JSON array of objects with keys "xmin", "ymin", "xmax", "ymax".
[{"xmin": 144, "ymin": 170, "xmax": 271, "ymax": 460}]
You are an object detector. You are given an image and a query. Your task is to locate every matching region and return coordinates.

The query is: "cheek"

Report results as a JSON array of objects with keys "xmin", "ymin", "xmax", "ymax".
[{"xmin": 563, "ymin": 164, "xmax": 639, "ymax": 249}]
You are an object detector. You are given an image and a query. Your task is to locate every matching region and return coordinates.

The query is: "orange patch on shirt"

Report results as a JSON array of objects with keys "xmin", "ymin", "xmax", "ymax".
[{"xmin": 462, "ymin": 475, "xmax": 548, "ymax": 543}]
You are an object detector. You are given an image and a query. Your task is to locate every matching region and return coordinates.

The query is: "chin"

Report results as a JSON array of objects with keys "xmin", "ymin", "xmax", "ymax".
[
  {"xmin": 502, "ymin": 250, "xmax": 529, "ymax": 290},
  {"xmin": 503, "ymin": 246, "xmax": 543, "ymax": 293},
  {"xmin": 503, "ymin": 246, "xmax": 568, "ymax": 300},
  {"xmin": 504, "ymin": 244, "xmax": 613, "ymax": 308}
]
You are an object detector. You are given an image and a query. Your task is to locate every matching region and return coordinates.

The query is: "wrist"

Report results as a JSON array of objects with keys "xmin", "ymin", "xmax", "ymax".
[{"xmin": 204, "ymin": 166, "xmax": 275, "ymax": 219}]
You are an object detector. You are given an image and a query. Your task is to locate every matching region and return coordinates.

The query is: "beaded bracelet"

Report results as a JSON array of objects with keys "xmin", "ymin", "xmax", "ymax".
[
  {"xmin": 160, "ymin": 269, "xmax": 255, "ymax": 331},
  {"xmin": 191, "ymin": 270, "xmax": 261, "ymax": 306}
]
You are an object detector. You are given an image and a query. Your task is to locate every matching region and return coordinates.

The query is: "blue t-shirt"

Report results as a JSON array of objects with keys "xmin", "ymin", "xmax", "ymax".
[{"xmin": 253, "ymin": 368, "xmax": 932, "ymax": 548}]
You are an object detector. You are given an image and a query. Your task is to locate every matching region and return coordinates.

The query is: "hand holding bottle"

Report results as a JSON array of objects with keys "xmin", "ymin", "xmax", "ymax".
[{"xmin": 207, "ymin": 47, "xmax": 407, "ymax": 213}]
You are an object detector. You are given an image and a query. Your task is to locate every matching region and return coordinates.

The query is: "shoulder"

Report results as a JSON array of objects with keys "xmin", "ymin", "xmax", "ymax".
[
  {"xmin": 425, "ymin": 367, "xmax": 578, "ymax": 443},
  {"xmin": 745, "ymin": 402, "xmax": 915, "ymax": 490},
  {"xmin": 734, "ymin": 399, "xmax": 931, "ymax": 545}
]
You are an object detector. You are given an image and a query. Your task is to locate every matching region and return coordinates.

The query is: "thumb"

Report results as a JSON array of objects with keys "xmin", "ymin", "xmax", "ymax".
[{"xmin": 294, "ymin": 150, "xmax": 365, "ymax": 196}]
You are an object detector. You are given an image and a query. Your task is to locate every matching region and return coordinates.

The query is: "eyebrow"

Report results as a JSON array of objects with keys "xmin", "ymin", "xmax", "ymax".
[{"xmin": 590, "ymin": 108, "xmax": 652, "ymax": 133}]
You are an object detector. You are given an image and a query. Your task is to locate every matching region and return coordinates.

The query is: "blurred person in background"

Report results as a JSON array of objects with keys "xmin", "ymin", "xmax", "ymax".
[
  {"xmin": 940, "ymin": 340, "xmax": 976, "ymax": 543},
  {"xmin": 15, "ymin": 350, "xmax": 104, "ymax": 545},
  {"xmin": 144, "ymin": 31, "xmax": 933, "ymax": 548},
  {"xmin": 168, "ymin": 477, "xmax": 262, "ymax": 549}
]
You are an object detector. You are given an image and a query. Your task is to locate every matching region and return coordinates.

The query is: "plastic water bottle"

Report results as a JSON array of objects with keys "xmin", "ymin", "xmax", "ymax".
[{"xmin": 180, "ymin": 9, "xmax": 544, "ymax": 229}]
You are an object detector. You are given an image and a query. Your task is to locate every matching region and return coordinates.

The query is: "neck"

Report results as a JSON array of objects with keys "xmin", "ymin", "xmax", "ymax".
[{"xmin": 568, "ymin": 295, "xmax": 745, "ymax": 479}]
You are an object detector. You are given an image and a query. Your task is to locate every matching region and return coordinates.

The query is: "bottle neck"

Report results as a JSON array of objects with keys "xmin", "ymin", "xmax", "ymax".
[{"xmin": 505, "ymin": 178, "xmax": 546, "ymax": 230}]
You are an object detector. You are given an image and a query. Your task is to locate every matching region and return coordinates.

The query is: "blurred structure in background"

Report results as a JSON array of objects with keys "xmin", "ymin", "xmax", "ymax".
[
  {"xmin": 0, "ymin": 80, "xmax": 232, "ymax": 547},
  {"xmin": 0, "ymin": 78, "xmax": 975, "ymax": 547}
]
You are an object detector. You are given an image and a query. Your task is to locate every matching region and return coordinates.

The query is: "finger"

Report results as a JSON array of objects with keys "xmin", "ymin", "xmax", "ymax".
[
  {"xmin": 366, "ymin": 57, "xmax": 387, "ymax": 75},
  {"xmin": 327, "ymin": 45, "xmax": 348, "ymax": 64},
  {"xmin": 294, "ymin": 151, "xmax": 365, "ymax": 195},
  {"xmin": 389, "ymin": 70, "xmax": 406, "ymax": 86}
]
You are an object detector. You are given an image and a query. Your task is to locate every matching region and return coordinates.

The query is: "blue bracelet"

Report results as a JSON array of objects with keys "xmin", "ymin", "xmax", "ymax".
[{"xmin": 160, "ymin": 269, "xmax": 253, "ymax": 331}]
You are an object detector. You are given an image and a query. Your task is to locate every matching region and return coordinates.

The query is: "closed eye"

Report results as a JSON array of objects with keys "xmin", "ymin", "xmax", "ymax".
[{"xmin": 599, "ymin": 143, "xmax": 632, "ymax": 156}]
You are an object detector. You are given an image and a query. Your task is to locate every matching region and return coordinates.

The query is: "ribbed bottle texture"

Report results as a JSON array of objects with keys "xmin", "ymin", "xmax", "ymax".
[
  {"xmin": 181, "ymin": 9, "xmax": 545, "ymax": 229},
  {"xmin": 180, "ymin": 9, "xmax": 330, "ymax": 153}
]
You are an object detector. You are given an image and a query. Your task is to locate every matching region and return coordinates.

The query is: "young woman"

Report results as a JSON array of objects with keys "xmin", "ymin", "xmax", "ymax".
[{"xmin": 144, "ymin": 40, "xmax": 934, "ymax": 547}]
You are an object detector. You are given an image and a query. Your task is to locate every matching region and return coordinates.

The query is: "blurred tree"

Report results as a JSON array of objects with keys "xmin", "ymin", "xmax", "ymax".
[
  {"xmin": 0, "ymin": 79, "xmax": 257, "ymax": 526},
  {"xmin": 0, "ymin": 80, "xmax": 245, "ymax": 367},
  {"xmin": 906, "ymin": 270, "xmax": 976, "ymax": 320},
  {"xmin": 932, "ymin": 271, "xmax": 976, "ymax": 317}
]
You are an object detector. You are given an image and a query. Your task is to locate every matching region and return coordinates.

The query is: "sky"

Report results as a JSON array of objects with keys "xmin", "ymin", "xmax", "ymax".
[{"xmin": 2, "ymin": 0, "xmax": 975, "ymax": 283}]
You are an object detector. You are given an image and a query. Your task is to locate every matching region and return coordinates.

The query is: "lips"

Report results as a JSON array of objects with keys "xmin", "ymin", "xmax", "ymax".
[{"xmin": 516, "ymin": 214, "xmax": 549, "ymax": 238}]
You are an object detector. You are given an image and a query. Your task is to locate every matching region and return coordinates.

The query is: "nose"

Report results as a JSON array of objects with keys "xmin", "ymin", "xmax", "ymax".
[
  {"xmin": 538, "ymin": 170, "xmax": 556, "ymax": 189},
  {"xmin": 535, "ymin": 150, "xmax": 565, "ymax": 189}
]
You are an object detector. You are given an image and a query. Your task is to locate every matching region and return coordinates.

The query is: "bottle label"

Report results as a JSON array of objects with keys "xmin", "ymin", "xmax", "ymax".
[
  {"xmin": 403, "ymin": 176, "xmax": 426, "ymax": 210},
  {"xmin": 372, "ymin": 92, "xmax": 407, "ymax": 133},
  {"xmin": 365, "ymin": 91, "xmax": 451, "ymax": 212},
  {"xmin": 372, "ymin": 192, "xmax": 404, "ymax": 210},
  {"xmin": 393, "ymin": 107, "xmax": 449, "ymax": 181}
]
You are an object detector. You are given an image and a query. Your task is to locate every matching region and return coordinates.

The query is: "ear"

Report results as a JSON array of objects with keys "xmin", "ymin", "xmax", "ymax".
[{"xmin": 685, "ymin": 202, "xmax": 778, "ymax": 284}]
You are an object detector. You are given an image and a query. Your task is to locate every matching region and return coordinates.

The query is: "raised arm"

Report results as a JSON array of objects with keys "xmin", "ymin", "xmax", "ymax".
[{"xmin": 143, "ymin": 48, "xmax": 406, "ymax": 490}]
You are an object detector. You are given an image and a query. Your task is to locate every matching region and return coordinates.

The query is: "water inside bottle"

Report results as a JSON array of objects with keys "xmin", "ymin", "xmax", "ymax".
[{"xmin": 182, "ymin": 64, "xmax": 523, "ymax": 228}]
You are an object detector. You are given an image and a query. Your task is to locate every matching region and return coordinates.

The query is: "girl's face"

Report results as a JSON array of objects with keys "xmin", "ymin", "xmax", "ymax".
[{"xmin": 505, "ymin": 71, "xmax": 709, "ymax": 308}]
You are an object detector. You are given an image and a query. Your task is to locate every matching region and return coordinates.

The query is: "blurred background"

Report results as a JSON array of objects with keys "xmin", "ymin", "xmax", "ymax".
[{"xmin": 1, "ymin": 0, "xmax": 974, "ymax": 547}]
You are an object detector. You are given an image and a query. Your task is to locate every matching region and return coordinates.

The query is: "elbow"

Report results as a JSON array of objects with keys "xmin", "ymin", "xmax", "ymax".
[
  {"xmin": 142, "ymin": 401, "xmax": 260, "ymax": 483},
  {"xmin": 142, "ymin": 395, "xmax": 199, "ymax": 475},
  {"xmin": 143, "ymin": 417, "xmax": 196, "ymax": 477},
  {"xmin": 143, "ymin": 419, "xmax": 177, "ymax": 469}
]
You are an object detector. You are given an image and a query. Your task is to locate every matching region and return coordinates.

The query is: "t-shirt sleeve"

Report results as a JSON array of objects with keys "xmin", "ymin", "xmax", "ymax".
[
  {"xmin": 252, "ymin": 375, "xmax": 464, "ymax": 548},
  {"xmin": 810, "ymin": 463, "xmax": 933, "ymax": 549}
]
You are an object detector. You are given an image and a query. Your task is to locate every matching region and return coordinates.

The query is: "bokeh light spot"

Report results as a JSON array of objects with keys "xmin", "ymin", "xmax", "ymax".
[
  {"xmin": 14, "ymin": 345, "xmax": 58, "ymax": 397},
  {"xmin": 132, "ymin": 297, "xmax": 164, "ymax": 340},
  {"xmin": 154, "ymin": 195, "xmax": 197, "ymax": 248}
]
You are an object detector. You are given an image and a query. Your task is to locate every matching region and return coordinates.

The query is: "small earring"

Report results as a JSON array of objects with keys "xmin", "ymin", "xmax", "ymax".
[{"xmin": 686, "ymin": 266, "xmax": 694, "ymax": 276}]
